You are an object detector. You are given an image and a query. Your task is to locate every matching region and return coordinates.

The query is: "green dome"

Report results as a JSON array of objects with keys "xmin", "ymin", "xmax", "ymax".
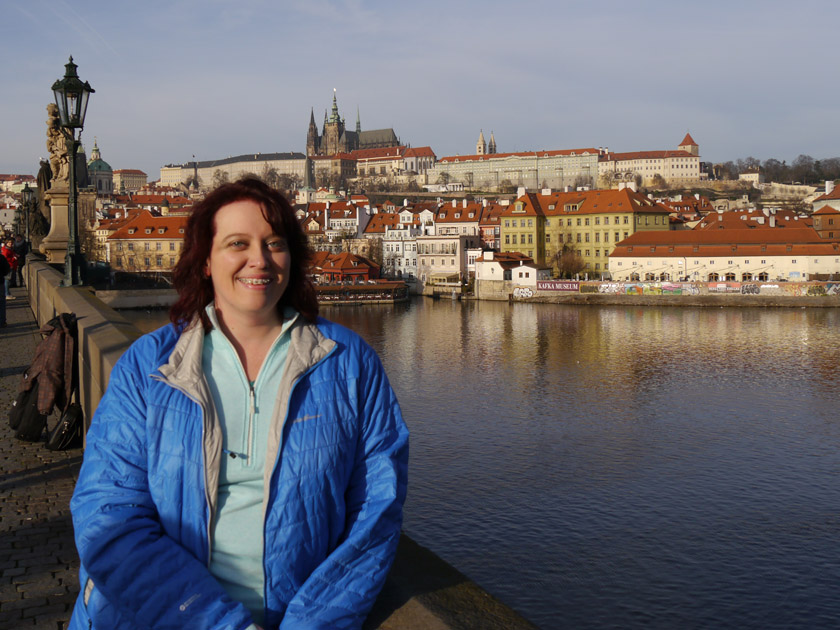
[{"xmin": 88, "ymin": 157, "xmax": 112, "ymax": 173}]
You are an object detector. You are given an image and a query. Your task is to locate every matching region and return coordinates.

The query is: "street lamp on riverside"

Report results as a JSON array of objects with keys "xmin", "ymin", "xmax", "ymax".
[
  {"xmin": 51, "ymin": 56, "xmax": 94, "ymax": 286},
  {"xmin": 21, "ymin": 183, "xmax": 33, "ymax": 249}
]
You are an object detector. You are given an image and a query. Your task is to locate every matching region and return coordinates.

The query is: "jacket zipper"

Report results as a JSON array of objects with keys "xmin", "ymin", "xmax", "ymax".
[{"xmin": 247, "ymin": 382, "xmax": 256, "ymax": 464}]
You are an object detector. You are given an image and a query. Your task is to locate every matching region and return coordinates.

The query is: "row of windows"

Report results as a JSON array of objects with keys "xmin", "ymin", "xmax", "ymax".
[
  {"xmin": 116, "ymin": 256, "xmax": 177, "ymax": 267},
  {"xmin": 506, "ymin": 215, "xmax": 647, "ymax": 228},
  {"xmin": 116, "ymin": 241, "xmax": 180, "ymax": 252}
]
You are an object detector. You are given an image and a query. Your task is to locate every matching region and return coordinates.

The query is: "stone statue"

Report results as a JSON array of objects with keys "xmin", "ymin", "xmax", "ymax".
[
  {"xmin": 36, "ymin": 158, "xmax": 52, "ymax": 219},
  {"xmin": 46, "ymin": 103, "xmax": 69, "ymax": 186}
]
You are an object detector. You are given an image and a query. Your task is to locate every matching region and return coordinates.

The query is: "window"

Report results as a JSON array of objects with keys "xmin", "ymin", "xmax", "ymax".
[
  {"xmin": 145, "ymin": 242, "xmax": 150, "ymax": 251},
  {"xmin": 576, "ymin": 234, "xmax": 582, "ymax": 242},
  {"xmin": 623, "ymin": 216, "xmax": 629, "ymax": 224},
  {"xmin": 585, "ymin": 233, "xmax": 590, "ymax": 242},
  {"xmin": 170, "ymin": 242, "xmax": 175, "ymax": 251},
  {"xmin": 117, "ymin": 242, "xmax": 123, "ymax": 251},
  {"xmin": 528, "ymin": 234, "xmax": 533, "ymax": 244},
  {"xmin": 546, "ymin": 234, "xmax": 551, "ymax": 242},
  {"xmin": 128, "ymin": 242, "xmax": 134, "ymax": 251},
  {"xmin": 577, "ymin": 218, "xmax": 582, "ymax": 226},
  {"xmin": 156, "ymin": 256, "xmax": 163, "ymax": 266},
  {"xmin": 505, "ymin": 220, "xmax": 510, "ymax": 227},
  {"xmin": 156, "ymin": 242, "xmax": 162, "ymax": 250},
  {"xmin": 567, "ymin": 219, "xmax": 572, "ymax": 227},
  {"xmin": 595, "ymin": 233, "xmax": 600, "ymax": 242},
  {"xmin": 595, "ymin": 217, "xmax": 600, "ymax": 225},
  {"xmin": 512, "ymin": 235, "xmax": 517, "ymax": 244},
  {"xmin": 604, "ymin": 217, "xmax": 610, "ymax": 225},
  {"xmin": 144, "ymin": 257, "xmax": 151, "ymax": 266},
  {"xmin": 528, "ymin": 219, "xmax": 533, "ymax": 227}
]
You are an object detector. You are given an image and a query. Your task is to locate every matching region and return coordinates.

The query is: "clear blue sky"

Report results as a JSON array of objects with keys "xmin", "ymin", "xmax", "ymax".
[{"xmin": 2, "ymin": 0, "xmax": 837, "ymax": 180}]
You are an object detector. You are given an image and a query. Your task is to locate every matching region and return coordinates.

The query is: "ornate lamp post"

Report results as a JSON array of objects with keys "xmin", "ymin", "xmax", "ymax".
[
  {"xmin": 51, "ymin": 56, "xmax": 94, "ymax": 286},
  {"xmin": 21, "ymin": 183, "xmax": 33, "ymax": 249}
]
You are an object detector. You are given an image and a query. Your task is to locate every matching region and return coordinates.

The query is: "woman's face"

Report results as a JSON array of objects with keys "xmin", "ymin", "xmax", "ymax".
[{"xmin": 206, "ymin": 199, "xmax": 291, "ymax": 328}]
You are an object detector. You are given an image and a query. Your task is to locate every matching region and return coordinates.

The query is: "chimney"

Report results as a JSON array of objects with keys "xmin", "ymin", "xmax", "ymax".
[
  {"xmin": 770, "ymin": 216, "xmax": 776, "ymax": 227},
  {"xmin": 485, "ymin": 251, "xmax": 494, "ymax": 261},
  {"xmin": 482, "ymin": 199, "xmax": 487, "ymax": 208},
  {"xmin": 452, "ymin": 199, "xmax": 457, "ymax": 207},
  {"xmin": 463, "ymin": 198, "xmax": 467, "ymax": 208},
  {"xmin": 827, "ymin": 180, "xmax": 835, "ymax": 195}
]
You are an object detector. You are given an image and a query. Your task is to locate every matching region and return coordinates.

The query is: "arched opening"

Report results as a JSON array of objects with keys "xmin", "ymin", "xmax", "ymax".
[
  {"xmin": 659, "ymin": 272, "xmax": 670, "ymax": 281},
  {"xmin": 741, "ymin": 272, "xmax": 752, "ymax": 281},
  {"xmin": 725, "ymin": 272, "xmax": 736, "ymax": 281},
  {"xmin": 629, "ymin": 273, "xmax": 640, "ymax": 281},
  {"xmin": 758, "ymin": 272, "xmax": 769, "ymax": 281},
  {"xmin": 645, "ymin": 273, "xmax": 656, "ymax": 281},
  {"xmin": 708, "ymin": 273, "xmax": 720, "ymax": 281}
]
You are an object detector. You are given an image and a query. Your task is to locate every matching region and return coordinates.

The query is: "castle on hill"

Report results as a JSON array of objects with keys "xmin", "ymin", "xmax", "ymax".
[{"xmin": 307, "ymin": 91, "xmax": 400, "ymax": 157}]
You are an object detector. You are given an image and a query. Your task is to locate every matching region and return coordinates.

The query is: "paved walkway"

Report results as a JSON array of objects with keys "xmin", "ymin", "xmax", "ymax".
[{"xmin": 0, "ymin": 286, "xmax": 81, "ymax": 630}]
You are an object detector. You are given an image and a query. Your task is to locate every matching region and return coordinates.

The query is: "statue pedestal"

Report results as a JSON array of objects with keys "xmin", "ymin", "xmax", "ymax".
[{"xmin": 41, "ymin": 186, "xmax": 70, "ymax": 263}]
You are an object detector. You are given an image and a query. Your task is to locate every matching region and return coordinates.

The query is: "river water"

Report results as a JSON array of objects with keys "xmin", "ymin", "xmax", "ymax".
[{"xmin": 123, "ymin": 300, "xmax": 840, "ymax": 629}]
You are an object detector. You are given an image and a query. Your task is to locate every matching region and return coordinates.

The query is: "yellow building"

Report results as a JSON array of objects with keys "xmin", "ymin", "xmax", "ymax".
[
  {"xmin": 113, "ymin": 169, "xmax": 148, "ymax": 193},
  {"xmin": 108, "ymin": 210, "xmax": 187, "ymax": 272},
  {"xmin": 501, "ymin": 188, "xmax": 672, "ymax": 275}
]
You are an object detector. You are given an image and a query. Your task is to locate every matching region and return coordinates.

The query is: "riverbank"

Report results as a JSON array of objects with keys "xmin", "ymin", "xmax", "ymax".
[{"xmin": 493, "ymin": 293, "xmax": 840, "ymax": 307}]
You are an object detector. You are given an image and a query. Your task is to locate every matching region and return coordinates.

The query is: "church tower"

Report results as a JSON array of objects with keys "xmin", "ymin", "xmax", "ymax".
[
  {"xmin": 322, "ymin": 90, "xmax": 346, "ymax": 155},
  {"xmin": 678, "ymin": 132, "xmax": 699, "ymax": 156},
  {"xmin": 306, "ymin": 108, "xmax": 320, "ymax": 157},
  {"xmin": 488, "ymin": 131, "xmax": 497, "ymax": 155},
  {"xmin": 476, "ymin": 130, "xmax": 487, "ymax": 155}
]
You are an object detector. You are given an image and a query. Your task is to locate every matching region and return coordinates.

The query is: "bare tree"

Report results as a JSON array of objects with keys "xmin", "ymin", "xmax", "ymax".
[
  {"xmin": 552, "ymin": 245, "xmax": 585, "ymax": 279},
  {"xmin": 211, "ymin": 169, "xmax": 230, "ymax": 189}
]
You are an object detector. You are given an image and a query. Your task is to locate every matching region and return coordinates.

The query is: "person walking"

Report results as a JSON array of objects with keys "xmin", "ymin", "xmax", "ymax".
[
  {"xmin": 13, "ymin": 234, "xmax": 27, "ymax": 287},
  {"xmin": 1, "ymin": 239, "xmax": 18, "ymax": 299},
  {"xmin": 0, "ymin": 250, "xmax": 8, "ymax": 327}
]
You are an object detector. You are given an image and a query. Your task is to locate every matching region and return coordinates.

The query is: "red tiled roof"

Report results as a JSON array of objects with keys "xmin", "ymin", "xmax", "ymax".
[
  {"xmin": 108, "ymin": 211, "xmax": 188, "ymax": 240},
  {"xmin": 679, "ymin": 133, "xmax": 697, "ymax": 147},
  {"xmin": 350, "ymin": 146, "xmax": 406, "ymax": 160},
  {"xmin": 813, "ymin": 205, "xmax": 840, "ymax": 215},
  {"xmin": 364, "ymin": 212, "xmax": 400, "ymax": 234},
  {"xmin": 502, "ymin": 188, "xmax": 671, "ymax": 218},
  {"xmin": 404, "ymin": 146, "xmax": 436, "ymax": 158},
  {"xmin": 610, "ymin": 227, "xmax": 839, "ymax": 259},
  {"xmin": 694, "ymin": 210, "xmax": 812, "ymax": 230}
]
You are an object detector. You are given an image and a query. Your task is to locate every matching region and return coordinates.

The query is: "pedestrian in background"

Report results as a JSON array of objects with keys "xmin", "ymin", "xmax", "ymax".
[
  {"xmin": 1, "ymin": 239, "xmax": 18, "ymax": 299},
  {"xmin": 13, "ymin": 234, "xmax": 27, "ymax": 287}
]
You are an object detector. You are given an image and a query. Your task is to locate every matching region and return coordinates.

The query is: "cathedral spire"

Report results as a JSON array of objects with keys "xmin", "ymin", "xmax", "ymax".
[
  {"xmin": 476, "ymin": 129, "xmax": 486, "ymax": 155},
  {"xmin": 330, "ymin": 89, "xmax": 340, "ymax": 123},
  {"xmin": 356, "ymin": 106, "xmax": 361, "ymax": 135}
]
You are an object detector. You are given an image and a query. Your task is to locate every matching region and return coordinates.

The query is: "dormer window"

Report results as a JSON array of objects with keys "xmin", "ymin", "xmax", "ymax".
[
  {"xmin": 128, "ymin": 228, "xmax": 136, "ymax": 234},
  {"xmin": 145, "ymin": 228, "xmax": 153, "ymax": 234},
  {"xmin": 179, "ymin": 228, "xmax": 185, "ymax": 234},
  {"xmin": 158, "ymin": 228, "xmax": 165, "ymax": 234}
]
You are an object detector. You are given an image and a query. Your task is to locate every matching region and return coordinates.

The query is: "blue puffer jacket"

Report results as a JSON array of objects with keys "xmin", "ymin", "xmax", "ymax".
[{"xmin": 69, "ymin": 316, "xmax": 409, "ymax": 630}]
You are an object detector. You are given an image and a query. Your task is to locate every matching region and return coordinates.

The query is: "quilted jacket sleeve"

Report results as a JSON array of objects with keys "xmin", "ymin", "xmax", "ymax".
[
  {"xmin": 279, "ymin": 344, "xmax": 409, "ymax": 629},
  {"xmin": 70, "ymin": 336, "xmax": 254, "ymax": 630}
]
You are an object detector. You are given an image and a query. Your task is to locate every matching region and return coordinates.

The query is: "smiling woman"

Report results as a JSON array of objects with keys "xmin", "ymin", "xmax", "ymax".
[{"xmin": 68, "ymin": 178, "xmax": 409, "ymax": 630}]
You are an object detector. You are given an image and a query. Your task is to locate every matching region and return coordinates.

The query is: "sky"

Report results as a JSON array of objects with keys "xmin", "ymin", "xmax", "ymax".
[{"xmin": 2, "ymin": 0, "xmax": 838, "ymax": 180}]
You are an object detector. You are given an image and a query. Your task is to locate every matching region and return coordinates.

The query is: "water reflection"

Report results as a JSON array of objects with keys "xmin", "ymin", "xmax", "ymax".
[{"xmin": 124, "ymin": 300, "xmax": 840, "ymax": 629}]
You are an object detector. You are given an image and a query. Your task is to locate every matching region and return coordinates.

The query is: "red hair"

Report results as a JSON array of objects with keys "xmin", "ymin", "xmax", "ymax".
[{"xmin": 169, "ymin": 177, "xmax": 318, "ymax": 330}]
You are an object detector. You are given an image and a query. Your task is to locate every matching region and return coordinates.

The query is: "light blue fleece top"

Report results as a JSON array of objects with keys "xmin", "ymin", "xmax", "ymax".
[{"xmin": 202, "ymin": 304, "xmax": 298, "ymax": 628}]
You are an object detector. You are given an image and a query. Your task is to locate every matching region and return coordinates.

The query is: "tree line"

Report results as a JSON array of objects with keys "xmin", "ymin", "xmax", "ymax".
[{"xmin": 715, "ymin": 154, "xmax": 840, "ymax": 185}]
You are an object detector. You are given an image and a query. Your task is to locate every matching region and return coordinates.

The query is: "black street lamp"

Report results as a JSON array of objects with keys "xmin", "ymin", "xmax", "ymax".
[
  {"xmin": 51, "ymin": 56, "xmax": 94, "ymax": 286},
  {"xmin": 21, "ymin": 183, "xmax": 33, "ymax": 249}
]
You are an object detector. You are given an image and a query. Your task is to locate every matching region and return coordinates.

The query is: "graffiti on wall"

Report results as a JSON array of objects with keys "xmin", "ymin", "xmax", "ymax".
[{"xmin": 513, "ymin": 286, "xmax": 535, "ymax": 299}]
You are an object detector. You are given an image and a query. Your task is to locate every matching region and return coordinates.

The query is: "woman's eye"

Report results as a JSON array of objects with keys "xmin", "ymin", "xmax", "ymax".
[
  {"xmin": 229, "ymin": 240, "xmax": 246, "ymax": 248},
  {"xmin": 267, "ymin": 239, "xmax": 287, "ymax": 250}
]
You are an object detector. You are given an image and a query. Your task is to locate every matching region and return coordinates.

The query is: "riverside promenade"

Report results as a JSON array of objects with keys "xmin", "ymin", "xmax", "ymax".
[{"xmin": 0, "ymin": 281, "xmax": 537, "ymax": 630}]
